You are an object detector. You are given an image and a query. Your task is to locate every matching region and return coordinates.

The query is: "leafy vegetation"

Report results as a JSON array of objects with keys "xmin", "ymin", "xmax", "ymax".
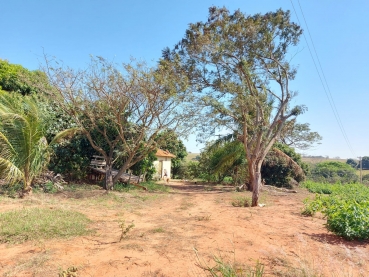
[
  {"xmin": 0, "ymin": 59, "xmax": 49, "ymax": 95},
  {"xmin": 0, "ymin": 91, "xmax": 78, "ymax": 193},
  {"xmin": 302, "ymin": 181, "xmax": 369, "ymax": 240},
  {"xmin": 0, "ymin": 208, "xmax": 92, "ymax": 243},
  {"xmin": 308, "ymin": 161, "xmax": 358, "ymax": 184},
  {"xmin": 45, "ymin": 57, "xmax": 194, "ymax": 190},
  {"xmin": 163, "ymin": 7, "xmax": 305, "ymax": 206}
]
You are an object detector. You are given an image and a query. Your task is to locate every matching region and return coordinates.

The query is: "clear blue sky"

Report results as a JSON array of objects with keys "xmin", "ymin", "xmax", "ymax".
[{"xmin": 1, "ymin": 0, "xmax": 368, "ymax": 159}]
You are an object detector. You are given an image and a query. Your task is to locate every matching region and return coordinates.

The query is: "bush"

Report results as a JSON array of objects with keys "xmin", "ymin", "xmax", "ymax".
[
  {"xmin": 302, "ymin": 181, "xmax": 369, "ymax": 240},
  {"xmin": 262, "ymin": 143, "xmax": 308, "ymax": 188},
  {"xmin": 308, "ymin": 161, "xmax": 358, "ymax": 184},
  {"xmin": 0, "ymin": 183, "xmax": 23, "ymax": 198},
  {"xmin": 324, "ymin": 200, "xmax": 369, "ymax": 240}
]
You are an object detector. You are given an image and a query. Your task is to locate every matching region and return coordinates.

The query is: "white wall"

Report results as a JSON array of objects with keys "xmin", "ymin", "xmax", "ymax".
[{"xmin": 153, "ymin": 157, "xmax": 172, "ymax": 179}]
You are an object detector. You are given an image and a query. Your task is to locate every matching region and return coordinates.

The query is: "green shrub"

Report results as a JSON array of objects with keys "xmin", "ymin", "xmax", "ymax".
[
  {"xmin": 324, "ymin": 200, "xmax": 369, "ymax": 240},
  {"xmin": 0, "ymin": 183, "xmax": 23, "ymax": 198},
  {"xmin": 262, "ymin": 143, "xmax": 308, "ymax": 188},
  {"xmin": 308, "ymin": 161, "xmax": 358, "ymax": 184},
  {"xmin": 42, "ymin": 181, "xmax": 58, "ymax": 193},
  {"xmin": 302, "ymin": 181, "xmax": 369, "ymax": 240}
]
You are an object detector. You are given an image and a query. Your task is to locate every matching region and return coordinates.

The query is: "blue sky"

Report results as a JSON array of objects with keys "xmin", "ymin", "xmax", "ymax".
[{"xmin": 1, "ymin": 0, "xmax": 368, "ymax": 159}]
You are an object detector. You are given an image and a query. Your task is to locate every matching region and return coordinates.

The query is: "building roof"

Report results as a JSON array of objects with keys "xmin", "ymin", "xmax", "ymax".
[{"xmin": 156, "ymin": 149, "xmax": 176, "ymax": 158}]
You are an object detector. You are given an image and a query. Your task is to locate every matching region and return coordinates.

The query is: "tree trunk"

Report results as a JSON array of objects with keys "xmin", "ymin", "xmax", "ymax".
[
  {"xmin": 251, "ymin": 170, "xmax": 262, "ymax": 207},
  {"xmin": 20, "ymin": 178, "xmax": 33, "ymax": 198},
  {"xmin": 247, "ymin": 162, "xmax": 254, "ymax": 191},
  {"xmin": 105, "ymin": 164, "xmax": 114, "ymax": 190},
  {"xmin": 247, "ymin": 159, "xmax": 262, "ymax": 207}
]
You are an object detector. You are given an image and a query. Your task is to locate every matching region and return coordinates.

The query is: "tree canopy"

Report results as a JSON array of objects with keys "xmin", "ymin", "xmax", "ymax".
[
  {"xmin": 44, "ymin": 57, "xmax": 194, "ymax": 190},
  {"xmin": 163, "ymin": 7, "xmax": 304, "ymax": 206},
  {"xmin": 0, "ymin": 59, "xmax": 48, "ymax": 95}
]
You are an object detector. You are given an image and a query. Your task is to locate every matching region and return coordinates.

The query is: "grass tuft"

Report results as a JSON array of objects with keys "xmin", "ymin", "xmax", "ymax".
[
  {"xmin": 195, "ymin": 248, "xmax": 264, "ymax": 277},
  {"xmin": 231, "ymin": 196, "xmax": 251, "ymax": 207},
  {"xmin": 0, "ymin": 207, "xmax": 92, "ymax": 243}
]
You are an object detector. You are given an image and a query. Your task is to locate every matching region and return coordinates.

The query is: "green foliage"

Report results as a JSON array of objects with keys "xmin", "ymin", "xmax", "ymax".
[
  {"xmin": 0, "ymin": 183, "xmax": 23, "ymax": 198},
  {"xmin": 49, "ymin": 135, "xmax": 95, "ymax": 180},
  {"xmin": 362, "ymin": 174, "xmax": 369, "ymax": 185},
  {"xmin": 308, "ymin": 161, "xmax": 358, "ymax": 184},
  {"xmin": 119, "ymin": 220, "xmax": 135, "ymax": 241},
  {"xmin": 262, "ymin": 143, "xmax": 308, "ymax": 188},
  {"xmin": 325, "ymin": 200, "xmax": 369, "ymax": 240},
  {"xmin": 176, "ymin": 161, "xmax": 201, "ymax": 180},
  {"xmin": 280, "ymin": 121, "xmax": 322, "ymax": 150},
  {"xmin": 0, "ymin": 208, "xmax": 92, "ymax": 243},
  {"xmin": 42, "ymin": 181, "xmax": 58, "ymax": 193},
  {"xmin": 197, "ymin": 139, "xmax": 246, "ymax": 183},
  {"xmin": 0, "ymin": 91, "xmax": 78, "ymax": 190},
  {"xmin": 164, "ymin": 7, "xmax": 304, "ymax": 206},
  {"xmin": 302, "ymin": 181, "xmax": 369, "ymax": 240},
  {"xmin": 129, "ymin": 150, "xmax": 156, "ymax": 181},
  {"xmin": 346, "ymin": 158, "xmax": 358, "ymax": 169},
  {"xmin": 198, "ymin": 139, "xmax": 306, "ymax": 187},
  {"xmin": 0, "ymin": 59, "xmax": 49, "ymax": 95}
]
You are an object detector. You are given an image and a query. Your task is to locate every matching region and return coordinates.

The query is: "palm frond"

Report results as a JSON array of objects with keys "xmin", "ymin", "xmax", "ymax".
[
  {"xmin": 0, "ymin": 157, "xmax": 23, "ymax": 184},
  {"xmin": 271, "ymin": 147, "xmax": 304, "ymax": 178},
  {"xmin": 49, "ymin": 127, "xmax": 81, "ymax": 146}
]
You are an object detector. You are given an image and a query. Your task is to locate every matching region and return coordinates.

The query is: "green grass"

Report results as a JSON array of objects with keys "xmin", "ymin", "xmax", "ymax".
[
  {"xmin": 114, "ymin": 181, "xmax": 170, "ymax": 192},
  {"xmin": 0, "ymin": 207, "xmax": 92, "ymax": 243}
]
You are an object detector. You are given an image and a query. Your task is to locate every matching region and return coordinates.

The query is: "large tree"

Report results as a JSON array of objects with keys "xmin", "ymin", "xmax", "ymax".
[
  {"xmin": 163, "ymin": 7, "xmax": 304, "ymax": 206},
  {"xmin": 44, "ymin": 57, "xmax": 193, "ymax": 190}
]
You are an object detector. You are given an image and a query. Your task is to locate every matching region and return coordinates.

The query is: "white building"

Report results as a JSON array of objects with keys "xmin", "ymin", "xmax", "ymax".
[{"xmin": 153, "ymin": 149, "xmax": 176, "ymax": 180}]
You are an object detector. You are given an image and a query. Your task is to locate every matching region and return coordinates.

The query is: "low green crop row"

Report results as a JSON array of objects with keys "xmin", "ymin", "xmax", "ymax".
[{"xmin": 302, "ymin": 181, "xmax": 369, "ymax": 240}]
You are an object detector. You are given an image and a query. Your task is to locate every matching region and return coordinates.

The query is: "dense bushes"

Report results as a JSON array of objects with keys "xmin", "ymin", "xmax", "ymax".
[
  {"xmin": 308, "ymin": 161, "xmax": 358, "ymax": 183},
  {"xmin": 302, "ymin": 181, "xmax": 369, "ymax": 240},
  {"xmin": 262, "ymin": 143, "xmax": 308, "ymax": 188}
]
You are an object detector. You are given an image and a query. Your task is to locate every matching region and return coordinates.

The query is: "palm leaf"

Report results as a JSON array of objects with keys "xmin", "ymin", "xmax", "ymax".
[
  {"xmin": 271, "ymin": 147, "xmax": 305, "ymax": 178},
  {"xmin": 49, "ymin": 127, "xmax": 81, "ymax": 146}
]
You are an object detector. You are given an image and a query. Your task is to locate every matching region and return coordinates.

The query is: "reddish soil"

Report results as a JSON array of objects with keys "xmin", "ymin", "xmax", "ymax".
[{"xmin": 0, "ymin": 181, "xmax": 368, "ymax": 277}]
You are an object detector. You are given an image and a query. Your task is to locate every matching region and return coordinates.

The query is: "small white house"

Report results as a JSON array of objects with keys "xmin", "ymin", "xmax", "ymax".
[{"xmin": 153, "ymin": 149, "xmax": 176, "ymax": 180}]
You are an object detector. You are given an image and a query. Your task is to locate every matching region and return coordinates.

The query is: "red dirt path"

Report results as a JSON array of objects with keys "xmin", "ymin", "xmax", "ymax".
[{"xmin": 0, "ymin": 181, "xmax": 368, "ymax": 277}]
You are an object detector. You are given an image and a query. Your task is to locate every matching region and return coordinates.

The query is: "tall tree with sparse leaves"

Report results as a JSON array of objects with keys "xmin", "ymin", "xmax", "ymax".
[{"xmin": 163, "ymin": 7, "xmax": 305, "ymax": 206}]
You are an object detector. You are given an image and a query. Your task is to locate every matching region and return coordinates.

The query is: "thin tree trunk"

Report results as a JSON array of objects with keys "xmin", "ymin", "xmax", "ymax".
[
  {"xmin": 247, "ymin": 161, "xmax": 254, "ymax": 191},
  {"xmin": 247, "ymin": 159, "xmax": 262, "ymax": 207},
  {"xmin": 251, "ymin": 170, "xmax": 262, "ymax": 207},
  {"xmin": 105, "ymin": 164, "xmax": 114, "ymax": 190}
]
